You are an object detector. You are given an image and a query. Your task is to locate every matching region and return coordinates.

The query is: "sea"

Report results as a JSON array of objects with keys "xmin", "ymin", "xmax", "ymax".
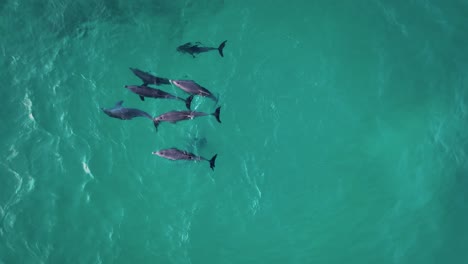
[{"xmin": 1, "ymin": 0, "xmax": 468, "ymax": 263}]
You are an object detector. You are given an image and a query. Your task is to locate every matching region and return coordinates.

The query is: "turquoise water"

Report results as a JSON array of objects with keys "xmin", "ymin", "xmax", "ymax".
[{"xmin": 1, "ymin": 0, "xmax": 468, "ymax": 263}]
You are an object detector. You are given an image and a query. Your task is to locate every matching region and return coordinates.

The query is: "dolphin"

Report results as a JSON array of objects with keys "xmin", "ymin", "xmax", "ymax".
[
  {"xmin": 153, "ymin": 107, "xmax": 221, "ymax": 130},
  {"xmin": 101, "ymin": 101, "xmax": 152, "ymax": 120},
  {"xmin": 152, "ymin": 148, "xmax": 218, "ymax": 170},
  {"xmin": 129, "ymin": 67, "xmax": 171, "ymax": 86},
  {"xmin": 124, "ymin": 85, "xmax": 194, "ymax": 110},
  {"xmin": 170, "ymin": 80, "xmax": 218, "ymax": 102},
  {"xmin": 176, "ymin": 40, "xmax": 227, "ymax": 58}
]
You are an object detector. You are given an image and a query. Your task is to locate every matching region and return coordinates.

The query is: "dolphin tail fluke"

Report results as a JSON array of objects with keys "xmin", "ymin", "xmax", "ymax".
[
  {"xmin": 209, "ymin": 154, "xmax": 217, "ymax": 170},
  {"xmin": 218, "ymin": 40, "xmax": 227, "ymax": 57},
  {"xmin": 153, "ymin": 119, "xmax": 160, "ymax": 131},
  {"xmin": 185, "ymin": 95, "xmax": 195, "ymax": 110},
  {"xmin": 213, "ymin": 106, "xmax": 221, "ymax": 123}
]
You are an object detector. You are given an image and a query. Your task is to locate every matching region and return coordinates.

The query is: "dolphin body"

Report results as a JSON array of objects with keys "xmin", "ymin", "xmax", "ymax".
[
  {"xmin": 170, "ymin": 80, "xmax": 218, "ymax": 102},
  {"xmin": 101, "ymin": 101, "xmax": 152, "ymax": 120},
  {"xmin": 152, "ymin": 148, "xmax": 218, "ymax": 170},
  {"xmin": 124, "ymin": 85, "xmax": 194, "ymax": 110},
  {"xmin": 177, "ymin": 40, "xmax": 227, "ymax": 58},
  {"xmin": 153, "ymin": 107, "xmax": 221, "ymax": 130},
  {"xmin": 129, "ymin": 68, "xmax": 171, "ymax": 86}
]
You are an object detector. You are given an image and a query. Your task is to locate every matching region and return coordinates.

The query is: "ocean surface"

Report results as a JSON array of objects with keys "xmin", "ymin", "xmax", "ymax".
[{"xmin": 1, "ymin": 0, "xmax": 468, "ymax": 263}]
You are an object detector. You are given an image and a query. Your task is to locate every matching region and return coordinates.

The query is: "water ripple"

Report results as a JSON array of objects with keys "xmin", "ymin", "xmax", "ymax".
[
  {"xmin": 241, "ymin": 154, "xmax": 264, "ymax": 216},
  {"xmin": 22, "ymin": 91, "xmax": 36, "ymax": 125},
  {"xmin": 165, "ymin": 203, "xmax": 197, "ymax": 263},
  {"xmin": 375, "ymin": 0, "xmax": 409, "ymax": 36}
]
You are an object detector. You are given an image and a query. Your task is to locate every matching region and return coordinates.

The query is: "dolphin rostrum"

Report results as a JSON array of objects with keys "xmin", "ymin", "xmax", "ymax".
[{"xmin": 152, "ymin": 148, "xmax": 218, "ymax": 170}]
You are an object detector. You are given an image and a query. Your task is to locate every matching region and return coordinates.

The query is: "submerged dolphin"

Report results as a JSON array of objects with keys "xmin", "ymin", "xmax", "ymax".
[
  {"xmin": 124, "ymin": 85, "xmax": 194, "ymax": 110},
  {"xmin": 129, "ymin": 68, "xmax": 171, "ymax": 86},
  {"xmin": 101, "ymin": 101, "xmax": 153, "ymax": 120},
  {"xmin": 187, "ymin": 137, "xmax": 208, "ymax": 152},
  {"xmin": 152, "ymin": 148, "xmax": 218, "ymax": 170},
  {"xmin": 153, "ymin": 107, "xmax": 221, "ymax": 130},
  {"xmin": 176, "ymin": 40, "xmax": 227, "ymax": 58},
  {"xmin": 170, "ymin": 80, "xmax": 218, "ymax": 102}
]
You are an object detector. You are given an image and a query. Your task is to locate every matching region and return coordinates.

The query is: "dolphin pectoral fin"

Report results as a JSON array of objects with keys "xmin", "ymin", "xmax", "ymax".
[
  {"xmin": 115, "ymin": 100, "xmax": 124, "ymax": 107},
  {"xmin": 139, "ymin": 96, "xmax": 145, "ymax": 101}
]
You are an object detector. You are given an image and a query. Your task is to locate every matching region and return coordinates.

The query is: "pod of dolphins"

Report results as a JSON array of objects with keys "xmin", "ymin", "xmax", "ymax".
[{"xmin": 101, "ymin": 40, "xmax": 228, "ymax": 171}]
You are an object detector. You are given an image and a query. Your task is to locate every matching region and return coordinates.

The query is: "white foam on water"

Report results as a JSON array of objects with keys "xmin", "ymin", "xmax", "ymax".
[
  {"xmin": 26, "ymin": 176, "xmax": 35, "ymax": 193},
  {"xmin": 10, "ymin": 168, "xmax": 23, "ymax": 195},
  {"xmin": 22, "ymin": 92, "xmax": 36, "ymax": 123},
  {"xmin": 6, "ymin": 144, "xmax": 19, "ymax": 162},
  {"xmin": 51, "ymin": 80, "xmax": 61, "ymax": 96},
  {"xmin": 80, "ymin": 157, "xmax": 95, "ymax": 195},
  {"xmin": 95, "ymin": 253, "xmax": 103, "ymax": 264},
  {"xmin": 82, "ymin": 161, "xmax": 92, "ymax": 175},
  {"xmin": 108, "ymin": 227, "xmax": 114, "ymax": 242}
]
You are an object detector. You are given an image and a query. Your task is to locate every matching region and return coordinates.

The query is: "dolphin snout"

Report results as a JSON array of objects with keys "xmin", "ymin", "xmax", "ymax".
[{"xmin": 151, "ymin": 151, "xmax": 160, "ymax": 156}]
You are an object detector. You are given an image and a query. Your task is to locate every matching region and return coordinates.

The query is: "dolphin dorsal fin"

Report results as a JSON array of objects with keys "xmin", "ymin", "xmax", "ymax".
[{"xmin": 115, "ymin": 100, "xmax": 124, "ymax": 107}]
